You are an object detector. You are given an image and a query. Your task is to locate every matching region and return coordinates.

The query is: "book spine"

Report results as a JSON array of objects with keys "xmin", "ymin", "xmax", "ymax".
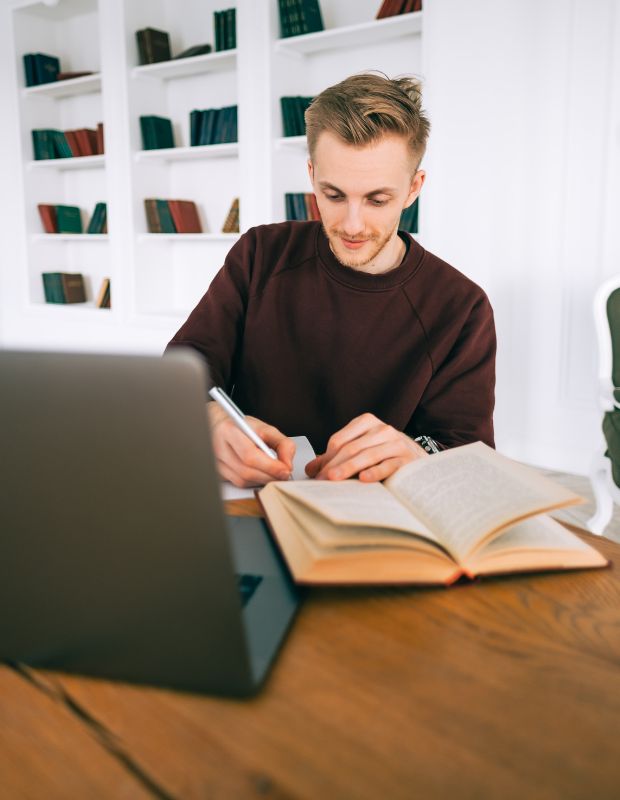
[
  {"xmin": 37, "ymin": 204, "xmax": 58, "ymax": 233},
  {"xmin": 144, "ymin": 199, "xmax": 162, "ymax": 233},
  {"xmin": 155, "ymin": 199, "xmax": 177, "ymax": 233},
  {"xmin": 61, "ymin": 273, "xmax": 87, "ymax": 303}
]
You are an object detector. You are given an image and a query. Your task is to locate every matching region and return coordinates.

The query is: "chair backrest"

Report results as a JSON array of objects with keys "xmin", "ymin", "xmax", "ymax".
[{"xmin": 594, "ymin": 275, "xmax": 620, "ymax": 411}]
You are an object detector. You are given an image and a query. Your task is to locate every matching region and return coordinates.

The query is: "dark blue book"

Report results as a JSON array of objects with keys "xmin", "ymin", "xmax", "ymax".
[{"xmin": 23, "ymin": 53, "xmax": 60, "ymax": 86}]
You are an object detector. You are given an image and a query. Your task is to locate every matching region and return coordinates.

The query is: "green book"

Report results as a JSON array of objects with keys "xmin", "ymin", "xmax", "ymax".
[
  {"xmin": 55, "ymin": 205, "xmax": 83, "ymax": 234},
  {"xmin": 399, "ymin": 198, "xmax": 419, "ymax": 234},
  {"xmin": 31, "ymin": 130, "xmax": 55, "ymax": 160},
  {"xmin": 86, "ymin": 202, "xmax": 107, "ymax": 234},
  {"xmin": 51, "ymin": 130, "xmax": 74, "ymax": 158},
  {"xmin": 155, "ymin": 199, "xmax": 176, "ymax": 233},
  {"xmin": 139, "ymin": 115, "xmax": 174, "ymax": 150}
]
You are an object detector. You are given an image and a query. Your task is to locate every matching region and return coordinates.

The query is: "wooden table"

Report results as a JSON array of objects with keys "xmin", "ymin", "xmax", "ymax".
[{"xmin": 2, "ymin": 501, "xmax": 620, "ymax": 800}]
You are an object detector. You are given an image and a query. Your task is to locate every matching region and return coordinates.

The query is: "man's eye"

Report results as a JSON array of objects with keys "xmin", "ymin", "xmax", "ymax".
[
  {"xmin": 370, "ymin": 199, "xmax": 388, "ymax": 207},
  {"xmin": 325, "ymin": 193, "xmax": 343, "ymax": 202}
]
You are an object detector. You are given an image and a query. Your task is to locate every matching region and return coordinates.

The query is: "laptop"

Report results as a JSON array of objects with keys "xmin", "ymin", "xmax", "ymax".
[{"xmin": 0, "ymin": 349, "xmax": 300, "ymax": 696}]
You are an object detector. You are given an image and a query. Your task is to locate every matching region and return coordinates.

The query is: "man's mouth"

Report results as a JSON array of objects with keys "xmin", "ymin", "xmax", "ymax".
[{"xmin": 340, "ymin": 237, "xmax": 368, "ymax": 250}]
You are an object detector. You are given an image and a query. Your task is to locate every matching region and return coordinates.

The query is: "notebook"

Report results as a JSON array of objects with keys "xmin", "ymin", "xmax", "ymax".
[{"xmin": 0, "ymin": 349, "xmax": 300, "ymax": 696}]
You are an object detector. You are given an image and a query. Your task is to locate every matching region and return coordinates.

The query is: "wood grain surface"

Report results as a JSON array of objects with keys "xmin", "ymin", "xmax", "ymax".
[{"xmin": 4, "ymin": 501, "xmax": 620, "ymax": 799}]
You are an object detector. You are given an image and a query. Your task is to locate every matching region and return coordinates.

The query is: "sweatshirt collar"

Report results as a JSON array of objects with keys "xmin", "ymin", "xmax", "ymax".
[{"xmin": 316, "ymin": 223, "xmax": 424, "ymax": 291}]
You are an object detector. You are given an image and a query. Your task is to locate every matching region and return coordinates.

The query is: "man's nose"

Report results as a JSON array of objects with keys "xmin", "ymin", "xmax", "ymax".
[{"xmin": 341, "ymin": 203, "xmax": 364, "ymax": 236}]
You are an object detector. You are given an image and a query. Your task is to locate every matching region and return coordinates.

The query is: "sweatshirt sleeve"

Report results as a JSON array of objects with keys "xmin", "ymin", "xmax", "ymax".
[
  {"xmin": 164, "ymin": 230, "xmax": 254, "ymax": 391},
  {"xmin": 408, "ymin": 294, "xmax": 497, "ymax": 449}
]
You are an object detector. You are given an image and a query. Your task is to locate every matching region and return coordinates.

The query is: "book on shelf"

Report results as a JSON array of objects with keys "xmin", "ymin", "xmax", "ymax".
[
  {"xmin": 280, "ymin": 96, "xmax": 313, "ymax": 137},
  {"xmin": 278, "ymin": 0, "xmax": 324, "ymax": 39},
  {"xmin": 139, "ymin": 116, "xmax": 175, "ymax": 150},
  {"xmin": 221, "ymin": 197, "xmax": 239, "ymax": 233},
  {"xmin": 56, "ymin": 70, "xmax": 95, "ymax": 81},
  {"xmin": 95, "ymin": 278, "xmax": 111, "ymax": 309},
  {"xmin": 189, "ymin": 106, "xmax": 238, "ymax": 146},
  {"xmin": 285, "ymin": 193, "xmax": 321, "ymax": 222},
  {"xmin": 86, "ymin": 202, "xmax": 107, "ymax": 234},
  {"xmin": 399, "ymin": 198, "xmax": 418, "ymax": 234},
  {"xmin": 32, "ymin": 126, "xmax": 103, "ymax": 160},
  {"xmin": 136, "ymin": 28, "xmax": 171, "ymax": 65},
  {"xmin": 42, "ymin": 272, "xmax": 86, "ymax": 304},
  {"xmin": 214, "ymin": 8, "xmax": 236, "ymax": 51},
  {"xmin": 257, "ymin": 441, "xmax": 608, "ymax": 586},
  {"xmin": 167, "ymin": 200, "xmax": 202, "ymax": 233},
  {"xmin": 55, "ymin": 205, "xmax": 83, "ymax": 234},
  {"xmin": 174, "ymin": 44, "xmax": 213, "ymax": 59},
  {"xmin": 23, "ymin": 53, "xmax": 60, "ymax": 87},
  {"xmin": 37, "ymin": 204, "xmax": 57, "ymax": 234},
  {"xmin": 376, "ymin": 0, "xmax": 422, "ymax": 18},
  {"xmin": 144, "ymin": 198, "xmax": 201, "ymax": 233}
]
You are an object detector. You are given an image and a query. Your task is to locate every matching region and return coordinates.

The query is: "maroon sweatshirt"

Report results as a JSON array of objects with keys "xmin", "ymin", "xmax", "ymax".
[{"xmin": 166, "ymin": 221, "xmax": 496, "ymax": 453}]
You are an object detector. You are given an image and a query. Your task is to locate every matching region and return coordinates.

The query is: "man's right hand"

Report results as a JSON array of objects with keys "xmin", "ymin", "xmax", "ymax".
[{"xmin": 207, "ymin": 401, "xmax": 295, "ymax": 487}]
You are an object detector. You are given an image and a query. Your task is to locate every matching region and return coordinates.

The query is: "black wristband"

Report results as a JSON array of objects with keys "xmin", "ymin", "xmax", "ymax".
[{"xmin": 413, "ymin": 435, "xmax": 441, "ymax": 455}]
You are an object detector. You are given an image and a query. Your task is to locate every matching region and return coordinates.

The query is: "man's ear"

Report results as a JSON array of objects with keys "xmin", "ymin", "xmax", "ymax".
[
  {"xmin": 404, "ymin": 169, "xmax": 425, "ymax": 208},
  {"xmin": 307, "ymin": 159, "xmax": 314, "ymax": 183}
]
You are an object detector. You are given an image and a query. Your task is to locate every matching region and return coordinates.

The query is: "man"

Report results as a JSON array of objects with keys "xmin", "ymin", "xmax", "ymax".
[{"xmin": 166, "ymin": 73, "xmax": 496, "ymax": 487}]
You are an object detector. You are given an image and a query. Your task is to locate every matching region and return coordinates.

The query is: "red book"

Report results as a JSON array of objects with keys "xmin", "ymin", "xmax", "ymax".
[
  {"xmin": 376, "ymin": 0, "xmax": 406, "ymax": 19},
  {"xmin": 167, "ymin": 200, "xmax": 202, "ymax": 233},
  {"xmin": 63, "ymin": 130, "xmax": 82, "ymax": 157},
  {"xmin": 37, "ymin": 204, "xmax": 58, "ymax": 233},
  {"xmin": 96, "ymin": 122, "xmax": 104, "ymax": 154},
  {"xmin": 306, "ymin": 193, "xmax": 321, "ymax": 221},
  {"xmin": 74, "ymin": 129, "xmax": 94, "ymax": 155}
]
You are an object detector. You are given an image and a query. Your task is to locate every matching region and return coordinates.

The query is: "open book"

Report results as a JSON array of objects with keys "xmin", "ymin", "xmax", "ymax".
[{"xmin": 257, "ymin": 442, "xmax": 608, "ymax": 585}]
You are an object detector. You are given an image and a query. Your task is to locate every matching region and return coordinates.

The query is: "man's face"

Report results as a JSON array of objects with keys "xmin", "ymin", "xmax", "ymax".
[{"xmin": 308, "ymin": 131, "xmax": 424, "ymax": 273}]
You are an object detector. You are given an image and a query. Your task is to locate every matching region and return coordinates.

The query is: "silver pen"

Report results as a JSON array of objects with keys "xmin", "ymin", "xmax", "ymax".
[{"xmin": 208, "ymin": 386, "xmax": 278, "ymax": 460}]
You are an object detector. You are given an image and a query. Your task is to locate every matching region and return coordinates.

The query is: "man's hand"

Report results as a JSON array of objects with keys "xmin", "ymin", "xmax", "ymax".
[
  {"xmin": 207, "ymin": 402, "xmax": 295, "ymax": 487},
  {"xmin": 305, "ymin": 413, "xmax": 427, "ymax": 482}
]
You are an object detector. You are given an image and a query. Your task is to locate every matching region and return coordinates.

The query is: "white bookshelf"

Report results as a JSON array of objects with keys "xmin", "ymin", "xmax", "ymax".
[{"xmin": 3, "ymin": 0, "xmax": 424, "ymax": 344}]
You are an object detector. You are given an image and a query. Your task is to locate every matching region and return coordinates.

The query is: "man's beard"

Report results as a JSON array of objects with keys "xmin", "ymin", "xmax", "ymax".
[{"xmin": 323, "ymin": 221, "xmax": 398, "ymax": 269}]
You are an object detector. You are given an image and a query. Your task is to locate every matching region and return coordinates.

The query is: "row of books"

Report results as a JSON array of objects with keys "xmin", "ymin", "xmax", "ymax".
[
  {"xmin": 285, "ymin": 193, "xmax": 321, "ymax": 222},
  {"xmin": 278, "ymin": 0, "xmax": 324, "ymax": 38},
  {"xmin": 284, "ymin": 194, "xmax": 419, "ymax": 233},
  {"xmin": 32, "ymin": 124, "xmax": 104, "ymax": 160},
  {"xmin": 376, "ymin": 0, "xmax": 423, "ymax": 18},
  {"xmin": 190, "ymin": 106, "xmax": 238, "ymax": 146},
  {"xmin": 41, "ymin": 272, "xmax": 111, "ymax": 308},
  {"xmin": 37, "ymin": 203, "xmax": 107, "ymax": 235},
  {"xmin": 135, "ymin": 10, "xmax": 235, "ymax": 66},
  {"xmin": 280, "ymin": 96, "xmax": 313, "ymax": 137},
  {"xmin": 23, "ymin": 52, "xmax": 94, "ymax": 87},
  {"xmin": 144, "ymin": 197, "xmax": 240, "ymax": 234}
]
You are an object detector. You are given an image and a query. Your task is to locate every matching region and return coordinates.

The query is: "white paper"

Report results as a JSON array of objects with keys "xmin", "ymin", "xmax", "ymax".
[{"xmin": 220, "ymin": 435, "xmax": 316, "ymax": 500}]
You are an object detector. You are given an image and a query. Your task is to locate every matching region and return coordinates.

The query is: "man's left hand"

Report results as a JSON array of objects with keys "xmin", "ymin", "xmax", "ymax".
[{"xmin": 305, "ymin": 413, "xmax": 427, "ymax": 482}]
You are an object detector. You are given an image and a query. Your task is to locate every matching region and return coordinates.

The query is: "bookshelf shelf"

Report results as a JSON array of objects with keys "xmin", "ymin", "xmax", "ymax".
[
  {"xmin": 137, "ymin": 233, "xmax": 240, "ymax": 243},
  {"xmin": 276, "ymin": 135, "xmax": 308, "ymax": 151},
  {"xmin": 32, "ymin": 234, "xmax": 109, "ymax": 242},
  {"xmin": 132, "ymin": 50, "xmax": 237, "ymax": 81},
  {"xmin": 27, "ymin": 155, "xmax": 105, "ymax": 171},
  {"xmin": 274, "ymin": 12, "xmax": 423, "ymax": 56},
  {"xmin": 22, "ymin": 73, "xmax": 102, "ymax": 99},
  {"xmin": 135, "ymin": 144, "xmax": 238, "ymax": 162}
]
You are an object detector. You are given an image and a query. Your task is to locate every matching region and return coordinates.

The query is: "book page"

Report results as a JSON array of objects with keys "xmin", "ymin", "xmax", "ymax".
[
  {"xmin": 221, "ymin": 435, "xmax": 315, "ymax": 500},
  {"xmin": 466, "ymin": 515, "xmax": 608, "ymax": 574},
  {"xmin": 385, "ymin": 442, "xmax": 583, "ymax": 561},
  {"xmin": 273, "ymin": 479, "xmax": 441, "ymax": 544}
]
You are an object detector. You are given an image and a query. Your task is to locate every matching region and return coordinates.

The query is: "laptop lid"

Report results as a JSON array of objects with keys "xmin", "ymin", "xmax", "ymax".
[{"xmin": 0, "ymin": 349, "xmax": 299, "ymax": 696}]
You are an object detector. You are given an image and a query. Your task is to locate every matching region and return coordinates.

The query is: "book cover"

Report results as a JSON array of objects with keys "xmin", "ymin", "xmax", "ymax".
[
  {"xmin": 24, "ymin": 53, "xmax": 60, "ymax": 86},
  {"xmin": 144, "ymin": 198, "xmax": 162, "ymax": 233},
  {"xmin": 86, "ymin": 202, "xmax": 107, "ymax": 234},
  {"xmin": 51, "ymin": 131, "xmax": 74, "ymax": 158},
  {"xmin": 73, "ymin": 128, "xmax": 96, "ymax": 156},
  {"xmin": 299, "ymin": 0, "xmax": 324, "ymax": 34},
  {"xmin": 64, "ymin": 131, "xmax": 83, "ymax": 157},
  {"xmin": 221, "ymin": 197, "xmax": 239, "ymax": 233},
  {"xmin": 175, "ymin": 44, "xmax": 212, "ymax": 59},
  {"xmin": 41, "ymin": 272, "xmax": 86, "ymax": 303},
  {"xmin": 95, "ymin": 278, "xmax": 111, "ymax": 308},
  {"xmin": 167, "ymin": 200, "xmax": 202, "ymax": 233},
  {"xmin": 31, "ymin": 130, "xmax": 56, "ymax": 160},
  {"xmin": 37, "ymin": 204, "xmax": 58, "ymax": 234},
  {"xmin": 96, "ymin": 122, "xmax": 104, "ymax": 155},
  {"xmin": 136, "ymin": 28, "xmax": 171, "ymax": 65},
  {"xmin": 155, "ymin": 199, "xmax": 177, "ymax": 233},
  {"xmin": 55, "ymin": 205, "xmax": 83, "ymax": 234}
]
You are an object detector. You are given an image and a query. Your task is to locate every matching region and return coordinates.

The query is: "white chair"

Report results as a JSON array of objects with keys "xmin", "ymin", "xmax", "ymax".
[{"xmin": 588, "ymin": 275, "xmax": 620, "ymax": 535}]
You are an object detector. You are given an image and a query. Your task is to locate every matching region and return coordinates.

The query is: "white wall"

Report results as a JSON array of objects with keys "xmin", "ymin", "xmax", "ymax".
[
  {"xmin": 423, "ymin": 0, "xmax": 620, "ymax": 473},
  {"xmin": 1, "ymin": 0, "xmax": 619, "ymax": 475}
]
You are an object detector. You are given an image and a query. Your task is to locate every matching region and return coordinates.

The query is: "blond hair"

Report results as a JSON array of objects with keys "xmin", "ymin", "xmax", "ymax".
[{"xmin": 305, "ymin": 72, "xmax": 430, "ymax": 168}]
